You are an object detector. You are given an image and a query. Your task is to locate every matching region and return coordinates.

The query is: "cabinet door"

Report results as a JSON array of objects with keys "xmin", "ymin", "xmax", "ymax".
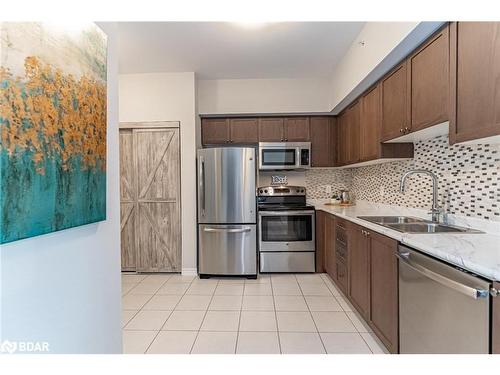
[
  {"xmin": 493, "ymin": 281, "xmax": 500, "ymax": 354},
  {"xmin": 348, "ymin": 223, "xmax": 370, "ymax": 319},
  {"xmin": 284, "ymin": 117, "xmax": 310, "ymax": 141},
  {"xmin": 315, "ymin": 210, "xmax": 326, "ymax": 273},
  {"xmin": 409, "ymin": 25, "xmax": 449, "ymax": 132},
  {"xmin": 202, "ymin": 118, "xmax": 229, "ymax": 145},
  {"xmin": 346, "ymin": 101, "xmax": 361, "ymax": 165},
  {"xmin": 330, "ymin": 117, "xmax": 337, "ymax": 166},
  {"xmin": 370, "ymin": 231, "xmax": 399, "ymax": 354},
  {"xmin": 259, "ymin": 118, "xmax": 284, "ymax": 142},
  {"xmin": 381, "ymin": 62, "xmax": 409, "ymax": 141},
  {"xmin": 229, "ymin": 118, "xmax": 259, "ymax": 144},
  {"xmin": 450, "ymin": 22, "xmax": 500, "ymax": 144},
  {"xmin": 360, "ymin": 85, "xmax": 381, "ymax": 161},
  {"xmin": 336, "ymin": 112, "xmax": 348, "ymax": 166},
  {"xmin": 310, "ymin": 117, "xmax": 332, "ymax": 167}
]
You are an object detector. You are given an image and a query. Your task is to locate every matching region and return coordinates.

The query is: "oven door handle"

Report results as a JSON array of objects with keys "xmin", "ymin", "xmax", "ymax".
[
  {"xmin": 203, "ymin": 227, "xmax": 252, "ymax": 234},
  {"xmin": 259, "ymin": 210, "xmax": 315, "ymax": 216}
]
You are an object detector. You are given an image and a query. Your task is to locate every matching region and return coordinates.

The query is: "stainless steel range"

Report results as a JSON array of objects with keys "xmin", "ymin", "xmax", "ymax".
[{"xmin": 257, "ymin": 186, "xmax": 315, "ymax": 273}]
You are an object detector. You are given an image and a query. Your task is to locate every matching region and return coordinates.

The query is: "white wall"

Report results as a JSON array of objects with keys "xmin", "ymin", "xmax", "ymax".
[
  {"xmin": 328, "ymin": 22, "xmax": 445, "ymax": 113},
  {"xmin": 0, "ymin": 23, "xmax": 122, "ymax": 353},
  {"xmin": 328, "ymin": 22, "xmax": 418, "ymax": 111},
  {"xmin": 198, "ymin": 78, "xmax": 331, "ymax": 114},
  {"xmin": 119, "ymin": 72, "xmax": 197, "ymax": 274}
]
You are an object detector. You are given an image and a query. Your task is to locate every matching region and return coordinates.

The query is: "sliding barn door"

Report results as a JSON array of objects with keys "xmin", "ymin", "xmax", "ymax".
[
  {"xmin": 120, "ymin": 130, "xmax": 137, "ymax": 271},
  {"xmin": 119, "ymin": 127, "xmax": 181, "ymax": 272}
]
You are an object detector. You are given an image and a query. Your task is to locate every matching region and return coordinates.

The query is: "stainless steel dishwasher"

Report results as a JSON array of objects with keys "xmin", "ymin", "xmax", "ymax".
[{"xmin": 397, "ymin": 245, "xmax": 491, "ymax": 353}]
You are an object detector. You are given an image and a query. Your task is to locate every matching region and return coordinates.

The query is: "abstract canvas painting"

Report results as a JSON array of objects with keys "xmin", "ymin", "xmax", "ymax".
[{"xmin": 0, "ymin": 22, "xmax": 107, "ymax": 243}]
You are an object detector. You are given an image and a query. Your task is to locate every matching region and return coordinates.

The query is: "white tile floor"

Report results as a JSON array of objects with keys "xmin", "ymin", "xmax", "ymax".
[{"xmin": 121, "ymin": 272, "xmax": 388, "ymax": 354}]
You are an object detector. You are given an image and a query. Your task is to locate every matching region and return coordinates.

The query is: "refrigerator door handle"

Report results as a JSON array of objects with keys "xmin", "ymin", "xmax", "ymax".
[
  {"xmin": 199, "ymin": 157, "xmax": 205, "ymax": 217},
  {"xmin": 203, "ymin": 227, "xmax": 252, "ymax": 233}
]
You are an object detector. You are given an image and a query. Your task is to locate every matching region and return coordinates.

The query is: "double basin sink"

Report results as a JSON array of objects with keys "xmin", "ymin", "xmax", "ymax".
[{"xmin": 357, "ymin": 216, "xmax": 482, "ymax": 234}]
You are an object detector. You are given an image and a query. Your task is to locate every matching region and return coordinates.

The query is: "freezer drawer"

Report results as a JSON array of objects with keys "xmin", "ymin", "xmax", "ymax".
[
  {"xmin": 198, "ymin": 224, "xmax": 257, "ymax": 276},
  {"xmin": 398, "ymin": 246, "xmax": 491, "ymax": 353},
  {"xmin": 260, "ymin": 252, "xmax": 315, "ymax": 273}
]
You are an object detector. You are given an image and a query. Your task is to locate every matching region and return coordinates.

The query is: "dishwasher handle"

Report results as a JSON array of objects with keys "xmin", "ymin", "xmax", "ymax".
[{"xmin": 396, "ymin": 252, "xmax": 490, "ymax": 300}]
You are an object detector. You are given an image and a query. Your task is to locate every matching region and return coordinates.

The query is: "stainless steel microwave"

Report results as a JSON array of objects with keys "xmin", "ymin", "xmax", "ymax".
[{"xmin": 258, "ymin": 142, "xmax": 311, "ymax": 170}]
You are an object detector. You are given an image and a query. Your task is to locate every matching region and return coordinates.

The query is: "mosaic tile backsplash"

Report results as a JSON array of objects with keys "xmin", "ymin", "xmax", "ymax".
[{"xmin": 306, "ymin": 135, "xmax": 500, "ymax": 221}]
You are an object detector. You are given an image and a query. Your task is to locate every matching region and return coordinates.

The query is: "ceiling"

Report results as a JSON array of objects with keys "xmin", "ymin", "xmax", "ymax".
[{"xmin": 117, "ymin": 22, "xmax": 365, "ymax": 79}]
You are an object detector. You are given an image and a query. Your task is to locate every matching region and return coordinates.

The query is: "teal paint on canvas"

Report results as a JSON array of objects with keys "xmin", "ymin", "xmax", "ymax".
[{"xmin": 0, "ymin": 22, "xmax": 107, "ymax": 244}]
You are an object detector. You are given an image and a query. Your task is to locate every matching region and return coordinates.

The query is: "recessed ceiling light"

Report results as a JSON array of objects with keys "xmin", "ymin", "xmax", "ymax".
[{"xmin": 232, "ymin": 22, "xmax": 270, "ymax": 30}]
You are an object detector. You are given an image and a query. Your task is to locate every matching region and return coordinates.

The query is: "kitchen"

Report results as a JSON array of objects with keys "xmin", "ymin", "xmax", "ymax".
[{"xmin": 117, "ymin": 21, "xmax": 500, "ymax": 356}]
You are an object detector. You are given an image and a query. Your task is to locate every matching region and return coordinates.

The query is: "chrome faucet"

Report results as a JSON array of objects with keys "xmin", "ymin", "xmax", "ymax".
[{"xmin": 399, "ymin": 169, "xmax": 443, "ymax": 223}]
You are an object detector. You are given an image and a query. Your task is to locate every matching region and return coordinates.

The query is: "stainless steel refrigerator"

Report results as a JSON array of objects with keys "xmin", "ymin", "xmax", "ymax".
[{"xmin": 197, "ymin": 147, "xmax": 257, "ymax": 277}]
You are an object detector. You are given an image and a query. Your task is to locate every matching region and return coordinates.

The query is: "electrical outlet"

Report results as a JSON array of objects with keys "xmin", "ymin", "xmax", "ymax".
[
  {"xmin": 380, "ymin": 185, "xmax": 385, "ymax": 198},
  {"xmin": 325, "ymin": 185, "xmax": 332, "ymax": 195}
]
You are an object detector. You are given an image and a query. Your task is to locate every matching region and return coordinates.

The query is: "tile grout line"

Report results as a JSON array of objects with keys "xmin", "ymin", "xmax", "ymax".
[
  {"xmin": 235, "ymin": 281, "xmax": 246, "ymax": 354},
  {"xmin": 269, "ymin": 275, "xmax": 282, "ymax": 354},
  {"xmin": 321, "ymin": 273, "xmax": 375, "ymax": 354},
  {"xmin": 189, "ymin": 279, "xmax": 220, "ymax": 354},
  {"xmin": 141, "ymin": 274, "xmax": 194, "ymax": 354},
  {"xmin": 297, "ymin": 274, "xmax": 328, "ymax": 354}
]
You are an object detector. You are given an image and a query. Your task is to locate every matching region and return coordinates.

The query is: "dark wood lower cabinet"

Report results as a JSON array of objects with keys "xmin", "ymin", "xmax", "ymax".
[
  {"xmin": 348, "ymin": 223, "xmax": 371, "ymax": 319},
  {"xmin": 369, "ymin": 231, "xmax": 399, "ymax": 354},
  {"xmin": 334, "ymin": 218, "xmax": 349, "ymax": 294},
  {"xmin": 315, "ymin": 210, "xmax": 326, "ymax": 273},
  {"xmin": 493, "ymin": 282, "xmax": 500, "ymax": 354},
  {"xmin": 317, "ymin": 212, "xmax": 399, "ymax": 353}
]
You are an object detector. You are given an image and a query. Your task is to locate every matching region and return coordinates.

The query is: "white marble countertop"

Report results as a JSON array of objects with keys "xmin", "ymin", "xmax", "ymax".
[{"xmin": 309, "ymin": 199, "xmax": 500, "ymax": 282}]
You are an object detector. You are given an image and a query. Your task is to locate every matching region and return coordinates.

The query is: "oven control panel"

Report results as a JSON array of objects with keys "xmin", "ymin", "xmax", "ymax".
[{"xmin": 257, "ymin": 186, "xmax": 306, "ymax": 196}]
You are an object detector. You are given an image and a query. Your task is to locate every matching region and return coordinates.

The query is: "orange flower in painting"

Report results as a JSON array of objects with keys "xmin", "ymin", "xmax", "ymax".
[{"xmin": 0, "ymin": 56, "xmax": 106, "ymax": 173}]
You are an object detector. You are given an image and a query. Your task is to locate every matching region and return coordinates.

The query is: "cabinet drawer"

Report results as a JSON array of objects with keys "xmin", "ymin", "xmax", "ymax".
[
  {"xmin": 336, "ymin": 243, "xmax": 347, "ymax": 263},
  {"xmin": 336, "ymin": 225, "xmax": 347, "ymax": 244},
  {"xmin": 336, "ymin": 261, "xmax": 348, "ymax": 292}
]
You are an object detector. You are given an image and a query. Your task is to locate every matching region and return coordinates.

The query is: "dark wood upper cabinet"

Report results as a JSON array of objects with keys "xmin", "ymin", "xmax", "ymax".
[
  {"xmin": 369, "ymin": 231, "xmax": 399, "ymax": 354},
  {"xmin": 450, "ymin": 22, "xmax": 500, "ymax": 144},
  {"xmin": 284, "ymin": 117, "xmax": 310, "ymax": 141},
  {"xmin": 336, "ymin": 111, "xmax": 348, "ymax": 166},
  {"xmin": 409, "ymin": 25, "xmax": 449, "ymax": 132},
  {"xmin": 493, "ymin": 281, "xmax": 500, "ymax": 354},
  {"xmin": 201, "ymin": 118, "xmax": 229, "ymax": 145},
  {"xmin": 229, "ymin": 118, "xmax": 259, "ymax": 144},
  {"xmin": 259, "ymin": 118, "xmax": 284, "ymax": 142},
  {"xmin": 360, "ymin": 84, "xmax": 381, "ymax": 161},
  {"xmin": 310, "ymin": 117, "xmax": 333, "ymax": 167},
  {"xmin": 381, "ymin": 61, "xmax": 409, "ymax": 141},
  {"xmin": 348, "ymin": 223, "xmax": 370, "ymax": 319},
  {"xmin": 345, "ymin": 101, "xmax": 361, "ymax": 165}
]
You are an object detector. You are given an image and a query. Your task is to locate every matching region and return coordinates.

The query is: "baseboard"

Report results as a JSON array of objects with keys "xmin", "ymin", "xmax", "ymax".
[{"xmin": 181, "ymin": 268, "xmax": 197, "ymax": 276}]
